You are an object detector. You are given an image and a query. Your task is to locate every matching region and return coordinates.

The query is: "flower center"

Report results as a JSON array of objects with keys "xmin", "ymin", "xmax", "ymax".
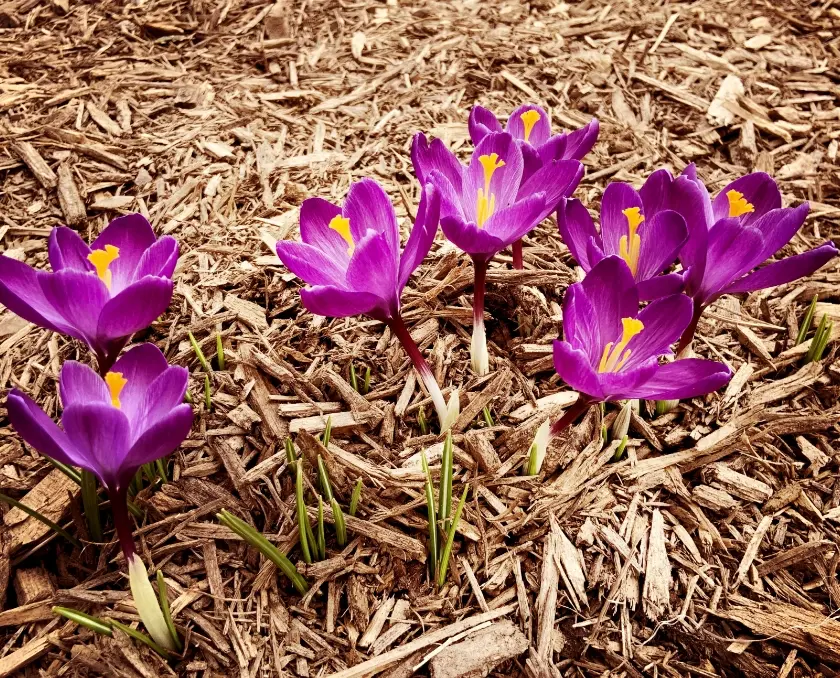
[
  {"xmin": 87, "ymin": 245, "xmax": 120, "ymax": 290},
  {"xmin": 476, "ymin": 153, "xmax": 505, "ymax": 227},
  {"xmin": 520, "ymin": 110, "xmax": 541, "ymax": 143},
  {"xmin": 105, "ymin": 371, "xmax": 127, "ymax": 408},
  {"xmin": 618, "ymin": 207, "xmax": 644, "ymax": 276},
  {"xmin": 727, "ymin": 190, "xmax": 754, "ymax": 218},
  {"xmin": 328, "ymin": 215, "xmax": 354, "ymax": 256},
  {"xmin": 598, "ymin": 317, "xmax": 644, "ymax": 373}
]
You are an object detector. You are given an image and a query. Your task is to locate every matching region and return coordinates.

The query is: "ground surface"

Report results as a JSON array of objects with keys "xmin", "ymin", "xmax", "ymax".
[{"xmin": 2, "ymin": 0, "xmax": 840, "ymax": 676}]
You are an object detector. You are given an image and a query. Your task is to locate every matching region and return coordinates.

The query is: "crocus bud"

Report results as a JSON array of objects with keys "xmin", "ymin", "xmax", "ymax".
[
  {"xmin": 441, "ymin": 389, "xmax": 460, "ymax": 432},
  {"xmin": 128, "ymin": 555, "xmax": 176, "ymax": 651},
  {"xmin": 612, "ymin": 400, "xmax": 632, "ymax": 441},
  {"xmin": 527, "ymin": 419, "xmax": 551, "ymax": 475},
  {"xmin": 470, "ymin": 322, "xmax": 489, "ymax": 376}
]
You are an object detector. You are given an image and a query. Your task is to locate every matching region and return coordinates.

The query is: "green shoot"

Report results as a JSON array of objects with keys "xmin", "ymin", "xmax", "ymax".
[
  {"xmin": 53, "ymin": 606, "xmax": 112, "ymax": 636},
  {"xmin": 796, "ymin": 295, "xmax": 819, "ymax": 345},
  {"xmin": 350, "ymin": 363, "xmax": 359, "ymax": 393},
  {"xmin": 0, "ymin": 493, "xmax": 81, "ymax": 547},
  {"xmin": 156, "ymin": 570, "xmax": 182, "ymax": 651},
  {"xmin": 421, "ymin": 451, "xmax": 439, "ymax": 581},
  {"xmin": 806, "ymin": 314, "xmax": 832, "ymax": 363},
  {"xmin": 316, "ymin": 497, "xmax": 326, "ymax": 560},
  {"xmin": 525, "ymin": 441, "xmax": 539, "ymax": 477},
  {"xmin": 295, "ymin": 460, "xmax": 312, "ymax": 564},
  {"xmin": 349, "ymin": 478, "xmax": 363, "ymax": 517},
  {"xmin": 600, "ymin": 423, "xmax": 608, "ymax": 443},
  {"xmin": 285, "ymin": 437, "xmax": 297, "ymax": 468},
  {"xmin": 217, "ymin": 510, "xmax": 308, "ymax": 594},
  {"xmin": 110, "ymin": 619, "xmax": 171, "ymax": 657},
  {"xmin": 155, "ymin": 458, "xmax": 168, "ymax": 483},
  {"xmin": 184, "ymin": 389, "xmax": 194, "ymax": 404},
  {"xmin": 482, "ymin": 405, "xmax": 494, "ymax": 427},
  {"xmin": 204, "ymin": 374, "xmax": 212, "ymax": 412},
  {"xmin": 303, "ymin": 509, "xmax": 318, "ymax": 562},
  {"xmin": 438, "ymin": 431, "xmax": 453, "ymax": 533},
  {"xmin": 362, "ymin": 366, "xmax": 371, "ymax": 395},
  {"xmin": 80, "ymin": 470, "xmax": 102, "ymax": 542},
  {"xmin": 216, "ymin": 332, "xmax": 225, "ymax": 370},
  {"xmin": 331, "ymin": 498, "xmax": 347, "ymax": 547},
  {"xmin": 655, "ymin": 400, "xmax": 670, "ymax": 416},
  {"xmin": 321, "ymin": 416, "xmax": 333, "ymax": 449},
  {"xmin": 317, "ymin": 455, "xmax": 334, "ymax": 503},
  {"xmin": 418, "ymin": 406, "xmax": 428, "ymax": 435},
  {"xmin": 436, "ymin": 485, "xmax": 469, "ymax": 588},
  {"xmin": 44, "ymin": 457, "xmax": 81, "ymax": 485},
  {"xmin": 613, "ymin": 434, "xmax": 629, "ymax": 462},
  {"xmin": 188, "ymin": 331, "xmax": 211, "ymax": 372}
]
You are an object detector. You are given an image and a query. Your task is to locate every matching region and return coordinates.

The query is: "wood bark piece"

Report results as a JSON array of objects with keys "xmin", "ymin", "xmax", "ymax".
[
  {"xmin": 56, "ymin": 163, "xmax": 86, "ymax": 225},
  {"xmin": 307, "ymin": 505, "xmax": 425, "ymax": 560},
  {"xmin": 4, "ymin": 469, "xmax": 79, "ymax": 553},
  {"xmin": 453, "ymin": 369, "xmax": 510, "ymax": 433},
  {"xmin": 11, "ymin": 141, "xmax": 57, "ymax": 188},
  {"xmin": 428, "ymin": 620, "xmax": 528, "ymax": 678},
  {"xmin": 643, "ymin": 509, "xmax": 671, "ymax": 620},
  {"xmin": 0, "ymin": 634, "xmax": 53, "ymax": 677},
  {"xmin": 535, "ymin": 516, "xmax": 561, "ymax": 659},
  {"xmin": 240, "ymin": 344, "xmax": 289, "ymax": 441}
]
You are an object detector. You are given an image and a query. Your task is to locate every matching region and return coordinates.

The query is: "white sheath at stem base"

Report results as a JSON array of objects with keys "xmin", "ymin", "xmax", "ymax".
[
  {"xmin": 527, "ymin": 419, "xmax": 552, "ymax": 475},
  {"xmin": 471, "ymin": 318, "xmax": 489, "ymax": 376},
  {"xmin": 419, "ymin": 368, "xmax": 459, "ymax": 432},
  {"xmin": 128, "ymin": 553, "xmax": 176, "ymax": 651}
]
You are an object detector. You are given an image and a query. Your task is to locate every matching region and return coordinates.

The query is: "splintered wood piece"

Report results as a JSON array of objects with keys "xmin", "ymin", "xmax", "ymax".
[
  {"xmin": 428, "ymin": 620, "xmax": 528, "ymax": 678},
  {"xmin": 555, "ymin": 526, "xmax": 587, "ymax": 611},
  {"xmin": 56, "ymin": 163, "xmax": 86, "ymax": 225},
  {"xmin": 734, "ymin": 515, "xmax": 772, "ymax": 585},
  {"xmin": 11, "ymin": 141, "xmax": 57, "ymax": 188},
  {"xmin": 223, "ymin": 294, "xmax": 268, "ymax": 331},
  {"xmin": 643, "ymin": 509, "xmax": 671, "ymax": 620},
  {"xmin": 756, "ymin": 540, "xmax": 833, "ymax": 577},
  {"xmin": 453, "ymin": 369, "xmax": 510, "ymax": 432},
  {"xmin": 0, "ymin": 634, "xmax": 53, "ymax": 677},
  {"xmin": 535, "ymin": 516, "xmax": 561, "ymax": 659},
  {"xmin": 86, "ymin": 101, "xmax": 122, "ymax": 136},
  {"xmin": 463, "ymin": 430, "xmax": 501, "ymax": 471},
  {"xmin": 691, "ymin": 485, "xmax": 740, "ymax": 512},
  {"xmin": 749, "ymin": 362, "xmax": 822, "ymax": 406},
  {"xmin": 240, "ymin": 344, "xmax": 289, "ymax": 441},
  {"xmin": 708, "ymin": 463, "xmax": 772, "ymax": 502},
  {"xmin": 13, "ymin": 568, "xmax": 54, "ymax": 605},
  {"xmin": 359, "ymin": 597, "xmax": 396, "ymax": 649},
  {"xmin": 5, "ymin": 469, "xmax": 79, "ymax": 553}
]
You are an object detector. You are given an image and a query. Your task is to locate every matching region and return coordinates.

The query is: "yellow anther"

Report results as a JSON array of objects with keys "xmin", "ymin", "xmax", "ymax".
[
  {"xmin": 476, "ymin": 154, "xmax": 505, "ymax": 227},
  {"xmin": 105, "ymin": 371, "xmax": 127, "ymax": 409},
  {"xmin": 328, "ymin": 215, "xmax": 354, "ymax": 256},
  {"xmin": 476, "ymin": 189, "xmax": 496, "ymax": 227},
  {"xmin": 520, "ymin": 109, "xmax": 541, "ymax": 143},
  {"xmin": 727, "ymin": 190, "xmax": 755, "ymax": 218},
  {"xmin": 87, "ymin": 245, "xmax": 120, "ymax": 290},
  {"xmin": 598, "ymin": 317, "xmax": 644, "ymax": 373},
  {"xmin": 618, "ymin": 207, "xmax": 644, "ymax": 276}
]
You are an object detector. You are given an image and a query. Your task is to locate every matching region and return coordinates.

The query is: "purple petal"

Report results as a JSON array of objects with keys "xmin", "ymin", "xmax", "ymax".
[
  {"xmin": 40, "ymin": 269, "xmax": 109, "ymax": 344},
  {"xmin": 428, "ymin": 169, "xmax": 466, "ymax": 221},
  {"xmin": 276, "ymin": 240, "xmax": 347, "ymax": 287},
  {"xmin": 345, "ymin": 230, "xmax": 399, "ymax": 311},
  {"xmin": 111, "ymin": 343, "xmax": 170, "ymax": 426},
  {"xmin": 634, "ymin": 210, "xmax": 688, "ymax": 281},
  {"xmin": 699, "ymin": 218, "xmax": 765, "ymax": 301},
  {"xmin": 482, "ymin": 194, "xmax": 547, "ymax": 244},
  {"xmin": 598, "ymin": 358, "xmax": 660, "ymax": 401},
  {"xmin": 91, "ymin": 214, "xmax": 157, "ymax": 295},
  {"xmin": 561, "ymin": 282, "xmax": 601, "ymax": 365},
  {"xmin": 299, "ymin": 286, "xmax": 386, "ymax": 319},
  {"xmin": 299, "ymin": 197, "xmax": 350, "ymax": 265},
  {"xmin": 468, "ymin": 106, "xmax": 502, "ymax": 145},
  {"xmin": 463, "ymin": 133, "xmax": 523, "ymax": 221},
  {"xmin": 133, "ymin": 236, "xmax": 178, "ymax": 280},
  {"xmin": 121, "ymin": 405, "xmax": 193, "ymax": 484},
  {"xmin": 506, "ymin": 104, "xmax": 551, "ymax": 146},
  {"xmin": 59, "ymin": 361, "xmax": 110, "ymax": 408},
  {"xmin": 398, "ymin": 182, "xmax": 439, "ymax": 291},
  {"xmin": 536, "ymin": 134, "xmax": 568, "ymax": 166},
  {"xmin": 516, "ymin": 159, "xmax": 583, "ymax": 217},
  {"xmin": 579, "ymin": 256, "xmax": 639, "ymax": 352},
  {"xmin": 342, "ymin": 178, "xmax": 400, "ymax": 257},
  {"xmin": 439, "ymin": 215, "xmax": 507, "ymax": 260},
  {"xmin": 552, "ymin": 341, "xmax": 605, "ymax": 401},
  {"xmin": 753, "ymin": 203, "xmax": 809, "ymax": 262},
  {"xmin": 135, "ymin": 367, "xmax": 190, "ymax": 437},
  {"xmin": 630, "ymin": 358, "xmax": 732, "ymax": 400},
  {"xmin": 48, "ymin": 227, "xmax": 93, "ymax": 273},
  {"xmin": 0, "ymin": 256, "xmax": 73, "ymax": 336},
  {"xmin": 621, "ymin": 294, "xmax": 692, "ymax": 371},
  {"xmin": 563, "ymin": 118, "xmax": 599, "ymax": 161},
  {"xmin": 7, "ymin": 389, "xmax": 86, "ymax": 469},
  {"xmin": 638, "ymin": 168, "xmax": 675, "ymax": 217},
  {"xmin": 669, "ymin": 176, "xmax": 712, "ymax": 295},
  {"xmin": 557, "ymin": 198, "xmax": 600, "ymax": 270},
  {"xmin": 712, "ymin": 173, "xmax": 781, "ymax": 225},
  {"xmin": 62, "ymin": 402, "xmax": 131, "ymax": 491},
  {"xmin": 599, "ymin": 183, "xmax": 644, "ymax": 257},
  {"xmin": 519, "ymin": 143, "xmax": 544, "ymax": 184},
  {"xmin": 721, "ymin": 242, "xmax": 838, "ymax": 295},
  {"xmin": 411, "ymin": 133, "xmax": 463, "ymax": 192},
  {"xmin": 636, "ymin": 271, "xmax": 686, "ymax": 301},
  {"xmin": 97, "ymin": 276, "xmax": 173, "ymax": 340}
]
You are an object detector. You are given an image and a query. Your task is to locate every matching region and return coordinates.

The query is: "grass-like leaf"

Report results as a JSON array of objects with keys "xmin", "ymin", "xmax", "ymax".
[
  {"xmin": 438, "ymin": 431, "xmax": 453, "ymax": 532},
  {"xmin": 349, "ymin": 478, "xmax": 363, "ymax": 517},
  {"xmin": 188, "ymin": 331, "xmax": 211, "ymax": 372},
  {"xmin": 331, "ymin": 498, "xmax": 347, "ymax": 547},
  {"xmin": 362, "ymin": 366, "xmax": 371, "ymax": 395},
  {"xmin": 284, "ymin": 437, "xmax": 296, "ymax": 466},
  {"xmin": 421, "ymin": 450, "xmax": 438, "ymax": 581},
  {"xmin": 0, "ymin": 492, "xmax": 82, "ymax": 548},
  {"xmin": 44, "ymin": 457, "xmax": 81, "ymax": 485},
  {"xmin": 613, "ymin": 434, "xmax": 629, "ymax": 462},
  {"xmin": 350, "ymin": 363, "xmax": 358, "ymax": 392},
  {"xmin": 156, "ymin": 570, "xmax": 182, "ymax": 652},
  {"xmin": 53, "ymin": 606, "xmax": 112, "ymax": 635},
  {"xmin": 436, "ymin": 485, "xmax": 469, "ymax": 588},
  {"xmin": 217, "ymin": 510, "xmax": 308, "ymax": 594},
  {"xmin": 482, "ymin": 405, "xmax": 494, "ymax": 427},
  {"xmin": 321, "ymin": 416, "xmax": 333, "ymax": 448},
  {"xmin": 80, "ymin": 470, "xmax": 102, "ymax": 542},
  {"xmin": 155, "ymin": 458, "xmax": 168, "ymax": 483},
  {"xmin": 295, "ymin": 460, "xmax": 312, "ymax": 564},
  {"xmin": 316, "ymin": 497, "xmax": 326, "ymax": 560},
  {"xmin": 317, "ymin": 455, "xmax": 334, "ymax": 503},
  {"xmin": 806, "ymin": 314, "xmax": 832, "ymax": 363},
  {"xmin": 796, "ymin": 295, "xmax": 819, "ymax": 345},
  {"xmin": 110, "ymin": 619, "xmax": 171, "ymax": 657},
  {"xmin": 418, "ymin": 406, "xmax": 428, "ymax": 435},
  {"xmin": 216, "ymin": 332, "xmax": 225, "ymax": 370}
]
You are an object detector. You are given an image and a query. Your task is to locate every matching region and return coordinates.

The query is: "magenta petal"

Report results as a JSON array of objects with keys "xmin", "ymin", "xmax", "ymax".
[
  {"xmin": 300, "ymin": 286, "xmax": 385, "ymax": 318},
  {"xmin": 59, "ymin": 361, "xmax": 110, "ymax": 408},
  {"xmin": 638, "ymin": 168, "xmax": 675, "ymax": 217},
  {"xmin": 712, "ymin": 173, "xmax": 781, "ymax": 225},
  {"xmin": 342, "ymin": 178, "xmax": 400, "ymax": 256},
  {"xmin": 135, "ymin": 366, "xmax": 189, "ymax": 435},
  {"xmin": 699, "ymin": 219, "xmax": 765, "ymax": 300},
  {"xmin": 411, "ymin": 133, "xmax": 463, "ymax": 192},
  {"xmin": 429, "ymin": 170, "xmax": 466, "ymax": 221},
  {"xmin": 599, "ymin": 183, "xmax": 644, "ymax": 257},
  {"xmin": 0, "ymin": 256, "xmax": 72, "ymax": 336},
  {"xmin": 517, "ymin": 159, "xmax": 583, "ymax": 217},
  {"xmin": 580, "ymin": 256, "xmax": 639, "ymax": 352},
  {"xmin": 634, "ymin": 210, "xmax": 688, "ymax": 281},
  {"xmin": 121, "ymin": 405, "xmax": 193, "ymax": 483},
  {"xmin": 552, "ymin": 341, "xmax": 605, "ymax": 401},
  {"xmin": 506, "ymin": 104, "xmax": 551, "ymax": 146},
  {"xmin": 630, "ymin": 358, "xmax": 732, "ymax": 401},
  {"xmin": 62, "ymin": 402, "xmax": 131, "ymax": 491},
  {"xmin": 621, "ymin": 294, "xmax": 693, "ymax": 371},
  {"xmin": 598, "ymin": 358, "xmax": 659, "ymax": 401},
  {"xmin": 536, "ymin": 135, "xmax": 569, "ymax": 166},
  {"xmin": 97, "ymin": 276, "xmax": 173, "ymax": 340},
  {"xmin": 111, "ymin": 343, "xmax": 170, "ymax": 425},
  {"xmin": 752, "ymin": 203, "xmax": 809, "ymax": 261},
  {"xmin": 464, "ymin": 133, "xmax": 523, "ymax": 220},
  {"xmin": 557, "ymin": 198, "xmax": 600, "ymax": 270},
  {"xmin": 398, "ymin": 183, "xmax": 439, "ymax": 291},
  {"xmin": 482, "ymin": 194, "xmax": 546, "ymax": 244},
  {"xmin": 7, "ymin": 390, "xmax": 86, "ymax": 469},
  {"xmin": 636, "ymin": 271, "xmax": 686, "ymax": 301},
  {"xmin": 563, "ymin": 118, "xmax": 599, "ymax": 161},
  {"xmin": 134, "ymin": 236, "xmax": 178, "ymax": 280},
  {"xmin": 519, "ymin": 143, "xmax": 544, "ymax": 184},
  {"xmin": 345, "ymin": 230, "xmax": 399, "ymax": 311},
  {"xmin": 40, "ymin": 269, "xmax": 110, "ymax": 344},
  {"xmin": 561, "ymin": 283, "xmax": 601, "ymax": 365},
  {"xmin": 439, "ymin": 215, "xmax": 507, "ymax": 260},
  {"xmin": 721, "ymin": 242, "xmax": 839, "ymax": 295},
  {"xmin": 91, "ymin": 214, "xmax": 157, "ymax": 294},
  {"xmin": 468, "ymin": 106, "xmax": 502, "ymax": 145},
  {"xmin": 299, "ymin": 196, "xmax": 350, "ymax": 265},
  {"xmin": 49, "ymin": 227, "xmax": 93, "ymax": 273},
  {"xmin": 276, "ymin": 241, "xmax": 347, "ymax": 287}
]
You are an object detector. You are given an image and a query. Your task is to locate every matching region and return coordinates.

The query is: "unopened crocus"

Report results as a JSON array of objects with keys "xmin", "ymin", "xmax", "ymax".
[
  {"xmin": 639, "ymin": 165, "xmax": 838, "ymax": 351},
  {"xmin": 275, "ymin": 178, "xmax": 459, "ymax": 431},
  {"xmin": 557, "ymin": 182, "xmax": 688, "ymax": 300},
  {"xmin": 529, "ymin": 257, "xmax": 731, "ymax": 471},
  {"xmin": 6, "ymin": 343, "xmax": 192, "ymax": 650},
  {"xmin": 469, "ymin": 104, "xmax": 599, "ymax": 269},
  {"xmin": 0, "ymin": 214, "xmax": 178, "ymax": 373},
  {"xmin": 412, "ymin": 131, "xmax": 583, "ymax": 375}
]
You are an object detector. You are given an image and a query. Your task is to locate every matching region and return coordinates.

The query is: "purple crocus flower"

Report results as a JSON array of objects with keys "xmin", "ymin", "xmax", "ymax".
[
  {"xmin": 639, "ymin": 165, "xmax": 838, "ymax": 351},
  {"xmin": 0, "ymin": 214, "xmax": 178, "ymax": 373},
  {"xmin": 557, "ymin": 182, "xmax": 689, "ymax": 301},
  {"xmin": 275, "ymin": 178, "xmax": 459, "ymax": 431},
  {"xmin": 6, "ymin": 343, "xmax": 192, "ymax": 650},
  {"xmin": 529, "ymin": 257, "xmax": 731, "ymax": 470},
  {"xmin": 469, "ymin": 104, "xmax": 599, "ymax": 268},
  {"xmin": 412, "ymin": 130, "xmax": 583, "ymax": 374}
]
